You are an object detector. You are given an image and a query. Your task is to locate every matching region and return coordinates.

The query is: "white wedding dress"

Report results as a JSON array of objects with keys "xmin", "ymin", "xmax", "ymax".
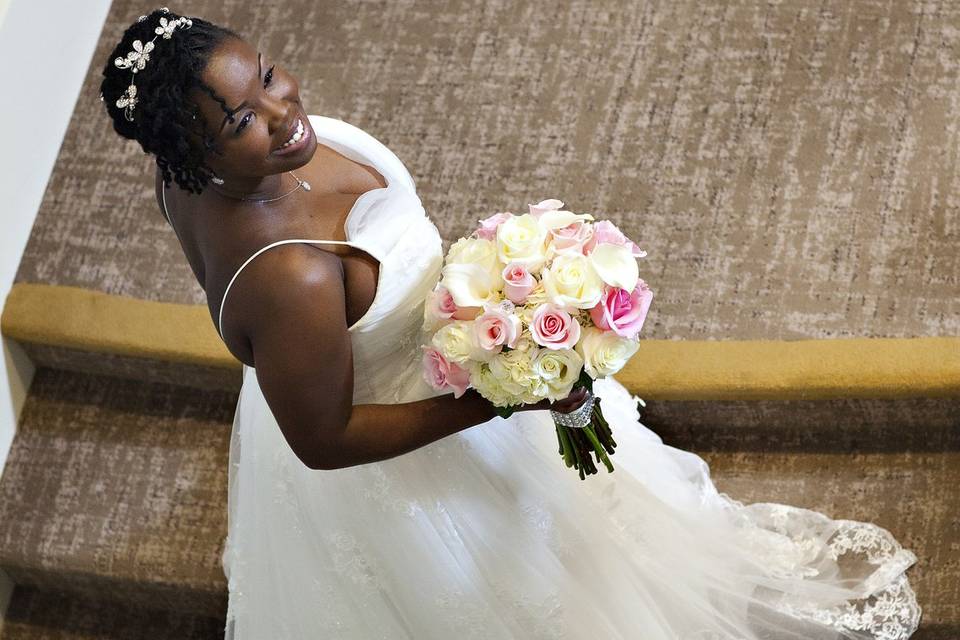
[{"xmin": 218, "ymin": 115, "xmax": 922, "ymax": 640}]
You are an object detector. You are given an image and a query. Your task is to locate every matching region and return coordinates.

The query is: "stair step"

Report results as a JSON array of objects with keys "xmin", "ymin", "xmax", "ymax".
[
  {"xmin": 1, "ymin": 584, "xmax": 224, "ymax": 639},
  {"xmin": 0, "ymin": 368, "xmax": 235, "ymax": 618},
  {"xmin": 1, "ymin": 284, "xmax": 241, "ymax": 393},
  {"xmin": 5, "ymin": 284, "xmax": 959, "ymax": 401},
  {"xmin": 641, "ymin": 395, "xmax": 960, "ymax": 451}
]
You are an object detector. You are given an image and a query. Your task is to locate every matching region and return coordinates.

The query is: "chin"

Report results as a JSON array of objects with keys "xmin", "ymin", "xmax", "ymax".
[{"xmin": 294, "ymin": 138, "xmax": 318, "ymax": 166}]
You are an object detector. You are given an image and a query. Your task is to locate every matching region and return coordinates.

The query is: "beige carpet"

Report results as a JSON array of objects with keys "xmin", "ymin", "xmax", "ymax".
[
  {"xmin": 13, "ymin": 0, "xmax": 959, "ymax": 341},
  {"xmin": 0, "ymin": 368, "xmax": 234, "ymax": 617}
]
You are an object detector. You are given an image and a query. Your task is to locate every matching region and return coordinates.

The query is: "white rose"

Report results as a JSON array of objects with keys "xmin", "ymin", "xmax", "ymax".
[
  {"xmin": 431, "ymin": 321, "xmax": 482, "ymax": 365},
  {"xmin": 588, "ymin": 243, "xmax": 639, "ymax": 291},
  {"xmin": 496, "ymin": 214, "xmax": 549, "ymax": 272},
  {"xmin": 574, "ymin": 326, "xmax": 640, "ymax": 378},
  {"xmin": 532, "ymin": 348, "xmax": 584, "ymax": 401},
  {"xmin": 446, "ymin": 237, "xmax": 503, "ymax": 283},
  {"xmin": 540, "ymin": 253, "xmax": 604, "ymax": 310}
]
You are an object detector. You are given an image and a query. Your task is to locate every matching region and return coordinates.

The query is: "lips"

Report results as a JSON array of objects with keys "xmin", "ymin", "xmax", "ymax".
[{"xmin": 274, "ymin": 113, "xmax": 300, "ymax": 152}]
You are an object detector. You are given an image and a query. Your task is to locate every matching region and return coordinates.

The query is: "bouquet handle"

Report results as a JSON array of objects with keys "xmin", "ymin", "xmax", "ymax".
[{"xmin": 550, "ymin": 379, "xmax": 618, "ymax": 480}]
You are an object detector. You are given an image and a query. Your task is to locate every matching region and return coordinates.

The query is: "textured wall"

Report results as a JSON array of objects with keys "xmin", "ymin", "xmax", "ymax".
[{"xmin": 15, "ymin": 0, "xmax": 960, "ymax": 340}]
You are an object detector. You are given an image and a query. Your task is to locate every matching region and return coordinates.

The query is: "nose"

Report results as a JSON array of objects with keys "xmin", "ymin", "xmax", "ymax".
[{"xmin": 262, "ymin": 95, "xmax": 291, "ymax": 135}]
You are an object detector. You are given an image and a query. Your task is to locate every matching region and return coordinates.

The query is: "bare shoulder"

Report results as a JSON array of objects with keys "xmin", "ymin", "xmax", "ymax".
[
  {"xmin": 219, "ymin": 243, "xmax": 353, "ymax": 469},
  {"xmin": 218, "ymin": 242, "xmax": 348, "ymax": 366},
  {"xmin": 224, "ymin": 242, "xmax": 356, "ymax": 470}
]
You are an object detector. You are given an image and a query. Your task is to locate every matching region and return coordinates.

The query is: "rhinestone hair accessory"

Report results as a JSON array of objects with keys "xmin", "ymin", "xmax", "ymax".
[{"xmin": 107, "ymin": 8, "xmax": 193, "ymax": 122}]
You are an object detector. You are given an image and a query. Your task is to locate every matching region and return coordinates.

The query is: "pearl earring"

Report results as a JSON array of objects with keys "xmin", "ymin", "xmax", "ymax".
[{"xmin": 211, "ymin": 174, "xmax": 225, "ymax": 185}]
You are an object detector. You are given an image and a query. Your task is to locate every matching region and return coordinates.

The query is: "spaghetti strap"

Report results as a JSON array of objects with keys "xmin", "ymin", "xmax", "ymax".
[
  {"xmin": 217, "ymin": 238, "xmax": 354, "ymax": 340},
  {"xmin": 160, "ymin": 184, "xmax": 172, "ymax": 225}
]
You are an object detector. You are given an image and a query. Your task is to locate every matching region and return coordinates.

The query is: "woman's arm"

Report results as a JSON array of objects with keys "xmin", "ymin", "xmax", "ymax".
[
  {"xmin": 328, "ymin": 385, "xmax": 588, "ymax": 470},
  {"xmin": 323, "ymin": 388, "xmax": 495, "ymax": 469}
]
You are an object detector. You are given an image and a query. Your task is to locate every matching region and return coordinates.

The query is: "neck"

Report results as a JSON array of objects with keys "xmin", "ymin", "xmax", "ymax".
[{"xmin": 211, "ymin": 171, "xmax": 288, "ymax": 200}]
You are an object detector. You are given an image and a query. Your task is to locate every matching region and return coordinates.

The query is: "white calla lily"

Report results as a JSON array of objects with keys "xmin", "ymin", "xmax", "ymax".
[
  {"xmin": 536, "ymin": 209, "xmax": 595, "ymax": 230},
  {"xmin": 588, "ymin": 243, "xmax": 639, "ymax": 291},
  {"xmin": 440, "ymin": 263, "xmax": 501, "ymax": 308}
]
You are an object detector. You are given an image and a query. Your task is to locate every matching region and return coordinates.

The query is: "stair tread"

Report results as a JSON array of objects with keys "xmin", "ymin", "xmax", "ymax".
[
  {"xmin": 0, "ymin": 368, "xmax": 235, "ymax": 598},
  {"xmin": 1, "ymin": 584, "xmax": 224, "ymax": 639}
]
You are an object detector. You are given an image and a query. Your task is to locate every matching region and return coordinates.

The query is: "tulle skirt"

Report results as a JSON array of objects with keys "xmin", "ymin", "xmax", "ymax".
[{"xmin": 222, "ymin": 368, "xmax": 921, "ymax": 639}]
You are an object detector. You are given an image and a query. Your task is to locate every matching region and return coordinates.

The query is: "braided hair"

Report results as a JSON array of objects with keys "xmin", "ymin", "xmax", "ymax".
[{"xmin": 99, "ymin": 9, "xmax": 242, "ymax": 195}]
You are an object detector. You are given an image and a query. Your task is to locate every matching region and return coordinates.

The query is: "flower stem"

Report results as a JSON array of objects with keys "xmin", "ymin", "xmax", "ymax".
[
  {"xmin": 583, "ymin": 424, "xmax": 614, "ymax": 473},
  {"xmin": 556, "ymin": 422, "xmax": 575, "ymax": 468}
]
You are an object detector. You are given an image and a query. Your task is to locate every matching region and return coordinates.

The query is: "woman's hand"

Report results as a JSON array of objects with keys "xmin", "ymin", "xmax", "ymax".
[{"xmin": 515, "ymin": 386, "xmax": 591, "ymax": 414}]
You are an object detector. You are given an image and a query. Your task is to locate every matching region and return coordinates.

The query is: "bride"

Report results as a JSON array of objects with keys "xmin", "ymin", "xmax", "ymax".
[{"xmin": 100, "ymin": 9, "xmax": 922, "ymax": 639}]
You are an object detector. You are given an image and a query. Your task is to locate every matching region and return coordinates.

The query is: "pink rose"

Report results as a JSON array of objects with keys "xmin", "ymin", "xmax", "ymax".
[
  {"xmin": 530, "ymin": 303, "xmax": 581, "ymax": 350},
  {"xmin": 527, "ymin": 198, "xmax": 564, "ymax": 219},
  {"xmin": 428, "ymin": 285, "xmax": 458, "ymax": 321},
  {"xmin": 583, "ymin": 220, "xmax": 647, "ymax": 258},
  {"xmin": 422, "ymin": 346, "xmax": 470, "ymax": 398},
  {"xmin": 472, "ymin": 212, "xmax": 513, "ymax": 241},
  {"xmin": 473, "ymin": 307, "xmax": 521, "ymax": 352},
  {"xmin": 589, "ymin": 279, "xmax": 653, "ymax": 339},
  {"xmin": 502, "ymin": 262, "xmax": 536, "ymax": 304},
  {"xmin": 549, "ymin": 220, "xmax": 594, "ymax": 255}
]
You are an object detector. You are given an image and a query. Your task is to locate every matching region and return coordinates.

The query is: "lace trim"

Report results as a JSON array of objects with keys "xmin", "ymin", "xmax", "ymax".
[
  {"xmin": 716, "ymin": 497, "xmax": 922, "ymax": 640},
  {"xmin": 775, "ymin": 573, "xmax": 921, "ymax": 640}
]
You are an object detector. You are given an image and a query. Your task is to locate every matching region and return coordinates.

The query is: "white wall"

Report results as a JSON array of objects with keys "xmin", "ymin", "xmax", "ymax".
[{"xmin": 0, "ymin": 0, "xmax": 113, "ymax": 633}]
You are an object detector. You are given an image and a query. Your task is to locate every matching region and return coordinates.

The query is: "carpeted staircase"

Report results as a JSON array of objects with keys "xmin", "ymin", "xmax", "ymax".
[
  {"xmin": 0, "ymin": 367, "xmax": 234, "ymax": 638},
  {"xmin": 1, "ymin": 0, "xmax": 959, "ymax": 637}
]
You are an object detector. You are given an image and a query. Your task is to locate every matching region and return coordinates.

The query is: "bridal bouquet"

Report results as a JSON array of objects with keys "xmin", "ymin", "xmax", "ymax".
[{"xmin": 420, "ymin": 198, "xmax": 653, "ymax": 480}]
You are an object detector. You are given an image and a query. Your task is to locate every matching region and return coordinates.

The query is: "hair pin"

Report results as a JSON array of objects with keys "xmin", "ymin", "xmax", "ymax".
[{"xmin": 113, "ymin": 8, "xmax": 193, "ymax": 122}]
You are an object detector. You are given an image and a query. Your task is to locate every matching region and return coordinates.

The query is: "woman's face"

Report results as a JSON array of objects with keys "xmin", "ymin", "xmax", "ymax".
[{"xmin": 189, "ymin": 36, "xmax": 318, "ymax": 183}]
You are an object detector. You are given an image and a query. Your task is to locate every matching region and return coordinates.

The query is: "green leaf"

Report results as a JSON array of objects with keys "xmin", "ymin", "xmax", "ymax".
[{"xmin": 495, "ymin": 404, "xmax": 518, "ymax": 419}]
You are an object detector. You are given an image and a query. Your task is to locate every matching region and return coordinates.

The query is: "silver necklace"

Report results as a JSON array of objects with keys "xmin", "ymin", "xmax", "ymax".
[{"xmin": 212, "ymin": 171, "xmax": 311, "ymax": 203}]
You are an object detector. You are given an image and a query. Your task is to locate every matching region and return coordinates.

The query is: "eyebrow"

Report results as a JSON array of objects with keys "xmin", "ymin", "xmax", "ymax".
[{"xmin": 220, "ymin": 52, "xmax": 262, "ymax": 132}]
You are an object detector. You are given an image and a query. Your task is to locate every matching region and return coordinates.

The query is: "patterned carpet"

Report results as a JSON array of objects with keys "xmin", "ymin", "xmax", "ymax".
[{"xmin": 14, "ymin": 0, "xmax": 959, "ymax": 341}]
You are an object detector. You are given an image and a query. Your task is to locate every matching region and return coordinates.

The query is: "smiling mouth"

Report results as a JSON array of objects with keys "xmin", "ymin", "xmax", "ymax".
[{"xmin": 275, "ymin": 118, "xmax": 305, "ymax": 151}]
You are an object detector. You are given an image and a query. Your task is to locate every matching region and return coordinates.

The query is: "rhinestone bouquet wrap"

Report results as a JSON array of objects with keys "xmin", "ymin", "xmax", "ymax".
[{"xmin": 420, "ymin": 198, "xmax": 653, "ymax": 480}]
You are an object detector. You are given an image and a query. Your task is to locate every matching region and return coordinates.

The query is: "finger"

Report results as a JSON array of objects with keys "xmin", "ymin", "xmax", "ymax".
[
  {"xmin": 556, "ymin": 398, "xmax": 583, "ymax": 413},
  {"xmin": 561, "ymin": 390, "xmax": 590, "ymax": 412}
]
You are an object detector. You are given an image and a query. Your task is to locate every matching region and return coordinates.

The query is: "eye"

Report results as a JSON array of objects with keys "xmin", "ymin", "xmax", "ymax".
[
  {"xmin": 236, "ymin": 112, "xmax": 252, "ymax": 134},
  {"xmin": 235, "ymin": 65, "xmax": 278, "ymax": 134}
]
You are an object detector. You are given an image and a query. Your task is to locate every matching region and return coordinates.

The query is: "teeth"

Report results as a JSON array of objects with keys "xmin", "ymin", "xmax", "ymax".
[{"xmin": 280, "ymin": 119, "xmax": 304, "ymax": 148}]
